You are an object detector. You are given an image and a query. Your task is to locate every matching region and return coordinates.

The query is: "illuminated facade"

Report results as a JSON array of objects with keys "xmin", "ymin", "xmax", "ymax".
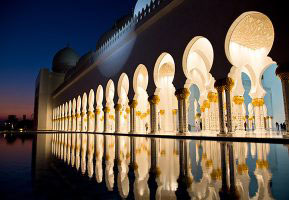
[{"xmin": 35, "ymin": 0, "xmax": 289, "ymax": 136}]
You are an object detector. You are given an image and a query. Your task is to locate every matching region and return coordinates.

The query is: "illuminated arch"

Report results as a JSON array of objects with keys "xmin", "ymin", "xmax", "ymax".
[
  {"xmin": 117, "ymin": 73, "xmax": 129, "ymax": 104},
  {"xmin": 88, "ymin": 89, "xmax": 95, "ymax": 132},
  {"xmin": 96, "ymin": 85, "xmax": 104, "ymax": 108},
  {"xmin": 226, "ymin": 12, "xmax": 275, "ymax": 133},
  {"xmin": 106, "ymin": 79, "xmax": 115, "ymax": 106},
  {"xmin": 133, "ymin": 64, "xmax": 148, "ymax": 96},
  {"xmin": 76, "ymin": 95, "xmax": 82, "ymax": 131},
  {"xmin": 82, "ymin": 92, "xmax": 88, "ymax": 132},
  {"xmin": 96, "ymin": 85, "xmax": 104, "ymax": 132},
  {"xmin": 154, "ymin": 52, "xmax": 175, "ymax": 89},
  {"xmin": 105, "ymin": 80, "xmax": 115, "ymax": 132},
  {"xmin": 68, "ymin": 100, "xmax": 72, "ymax": 131},
  {"xmin": 183, "ymin": 36, "xmax": 216, "ymax": 132},
  {"xmin": 72, "ymin": 98, "xmax": 77, "ymax": 131},
  {"xmin": 153, "ymin": 53, "xmax": 177, "ymax": 133},
  {"xmin": 225, "ymin": 11, "xmax": 274, "ymax": 67},
  {"xmin": 133, "ymin": 64, "xmax": 149, "ymax": 133},
  {"xmin": 61, "ymin": 104, "xmax": 65, "ymax": 131},
  {"xmin": 117, "ymin": 73, "xmax": 130, "ymax": 133},
  {"xmin": 225, "ymin": 11, "xmax": 275, "ymax": 99}
]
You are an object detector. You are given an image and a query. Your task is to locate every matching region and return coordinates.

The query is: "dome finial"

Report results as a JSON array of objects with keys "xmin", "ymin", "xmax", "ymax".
[{"xmin": 66, "ymin": 42, "xmax": 70, "ymax": 48}]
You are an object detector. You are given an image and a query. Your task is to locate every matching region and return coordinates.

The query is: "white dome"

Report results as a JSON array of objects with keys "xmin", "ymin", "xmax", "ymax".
[{"xmin": 134, "ymin": 0, "xmax": 155, "ymax": 16}]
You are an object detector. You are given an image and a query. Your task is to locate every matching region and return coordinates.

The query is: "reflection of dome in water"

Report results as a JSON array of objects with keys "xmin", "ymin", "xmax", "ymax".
[
  {"xmin": 52, "ymin": 47, "xmax": 80, "ymax": 73},
  {"xmin": 134, "ymin": 0, "xmax": 155, "ymax": 16}
]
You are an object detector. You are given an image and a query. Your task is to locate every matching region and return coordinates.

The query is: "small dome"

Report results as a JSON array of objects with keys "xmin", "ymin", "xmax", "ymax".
[
  {"xmin": 52, "ymin": 47, "xmax": 80, "ymax": 73},
  {"xmin": 134, "ymin": 0, "xmax": 155, "ymax": 16},
  {"xmin": 77, "ymin": 51, "xmax": 94, "ymax": 68}
]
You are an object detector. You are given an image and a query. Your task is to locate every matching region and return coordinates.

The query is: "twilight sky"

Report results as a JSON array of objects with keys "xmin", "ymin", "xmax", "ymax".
[{"xmin": 0, "ymin": 0, "xmax": 135, "ymax": 120}]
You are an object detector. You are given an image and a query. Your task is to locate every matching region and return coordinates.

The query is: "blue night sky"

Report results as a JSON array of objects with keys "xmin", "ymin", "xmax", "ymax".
[{"xmin": 0, "ymin": 0, "xmax": 135, "ymax": 120}]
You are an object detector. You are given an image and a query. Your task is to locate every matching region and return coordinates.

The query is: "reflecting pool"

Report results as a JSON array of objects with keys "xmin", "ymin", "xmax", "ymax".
[{"xmin": 0, "ymin": 133, "xmax": 289, "ymax": 199}]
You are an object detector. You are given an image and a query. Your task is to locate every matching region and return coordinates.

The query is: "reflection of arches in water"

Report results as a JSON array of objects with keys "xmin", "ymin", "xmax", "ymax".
[
  {"xmin": 188, "ymin": 84, "xmax": 201, "ymax": 132},
  {"xmin": 154, "ymin": 53, "xmax": 177, "ymax": 133},
  {"xmin": 134, "ymin": 137, "xmax": 150, "ymax": 198},
  {"xmin": 189, "ymin": 141, "xmax": 203, "ymax": 182},
  {"xmin": 117, "ymin": 161, "xmax": 129, "ymax": 198},
  {"xmin": 156, "ymin": 139, "xmax": 179, "ymax": 198},
  {"xmin": 133, "ymin": 64, "xmax": 150, "ymax": 133},
  {"xmin": 117, "ymin": 73, "xmax": 129, "ymax": 133},
  {"xmin": 105, "ymin": 136, "xmax": 115, "ymax": 191},
  {"xmin": 95, "ymin": 135, "xmax": 104, "ymax": 183}
]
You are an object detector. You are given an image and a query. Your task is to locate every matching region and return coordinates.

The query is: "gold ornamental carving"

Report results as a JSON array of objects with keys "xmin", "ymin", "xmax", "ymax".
[
  {"xmin": 211, "ymin": 169, "xmax": 222, "ymax": 180},
  {"xmin": 237, "ymin": 163, "xmax": 249, "ymax": 174},
  {"xmin": 103, "ymin": 107, "xmax": 110, "ymax": 113},
  {"xmin": 233, "ymin": 96, "xmax": 244, "ymax": 105},
  {"xmin": 224, "ymin": 77, "xmax": 234, "ymax": 91},
  {"xmin": 252, "ymin": 98, "xmax": 264, "ymax": 107},
  {"xmin": 172, "ymin": 109, "xmax": 177, "ymax": 115},
  {"xmin": 148, "ymin": 95, "xmax": 160, "ymax": 105},
  {"xmin": 208, "ymin": 92, "xmax": 218, "ymax": 103},
  {"xmin": 95, "ymin": 109, "xmax": 101, "ymax": 115},
  {"xmin": 115, "ymin": 104, "xmax": 122, "ymax": 111},
  {"xmin": 88, "ymin": 111, "xmax": 94, "ymax": 119},
  {"xmin": 175, "ymin": 88, "xmax": 190, "ymax": 100},
  {"xmin": 256, "ymin": 160, "xmax": 269, "ymax": 169},
  {"xmin": 129, "ymin": 100, "xmax": 138, "ymax": 108}
]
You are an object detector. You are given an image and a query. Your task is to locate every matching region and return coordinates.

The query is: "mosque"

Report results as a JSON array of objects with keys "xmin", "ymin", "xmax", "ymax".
[{"xmin": 34, "ymin": 0, "xmax": 289, "ymax": 136}]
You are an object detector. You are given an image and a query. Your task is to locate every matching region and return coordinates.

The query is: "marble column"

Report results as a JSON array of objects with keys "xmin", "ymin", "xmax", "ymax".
[
  {"xmin": 76, "ymin": 111, "xmax": 81, "ymax": 132},
  {"xmin": 95, "ymin": 108, "xmax": 101, "ymax": 132},
  {"xmin": 103, "ymin": 107, "xmax": 110, "ymax": 133},
  {"xmin": 225, "ymin": 78, "xmax": 234, "ymax": 134},
  {"xmin": 148, "ymin": 95, "xmax": 160, "ymax": 134},
  {"xmin": 233, "ymin": 96, "xmax": 245, "ymax": 131},
  {"xmin": 65, "ymin": 111, "xmax": 68, "ymax": 131},
  {"xmin": 175, "ymin": 88, "xmax": 190, "ymax": 135},
  {"xmin": 252, "ymin": 98, "xmax": 265, "ymax": 132},
  {"xmin": 204, "ymin": 100, "xmax": 210, "ymax": 131},
  {"xmin": 129, "ymin": 100, "xmax": 137, "ymax": 133},
  {"xmin": 215, "ymin": 82, "xmax": 225, "ymax": 134},
  {"xmin": 81, "ymin": 111, "xmax": 87, "ymax": 132},
  {"xmin": 88, "ymin": 110, "xmax": 94, "ymax": 132},
  {"xmin": 276, "ymin": 67, "xmax": 289, "ymax": 134},
  {"xmin": 68, "ymin": 112, "xmax": 72, "ymax": 132},
  {"xmin": 268, "ymin": 116, "xmax": 273, "ymax": 129},
  {"xmin": 115, "ymin": 104, "xmax": 122, "ymax": 133}
]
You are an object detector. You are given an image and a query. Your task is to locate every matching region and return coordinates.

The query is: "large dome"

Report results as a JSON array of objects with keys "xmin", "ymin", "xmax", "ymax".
[
  {"xmin": 134, "ymin": 0, "xmax": 155, "ymax": 16},
  {"xmin": 77, "ymin": 51, "xmax": 94, "ymax": 68},
  {"xmin": 52, "ymin": 47, "xmax": 80, "ymax": 73}
]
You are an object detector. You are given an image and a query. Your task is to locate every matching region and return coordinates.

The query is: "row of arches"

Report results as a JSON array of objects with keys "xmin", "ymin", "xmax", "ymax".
[
  {"xmin": 52, "ymin": 11, "xmax": 285, "ymax": 135},
  {"xmin": 52, "ymin": 35, "xmax": 216, "ymax": 134}
]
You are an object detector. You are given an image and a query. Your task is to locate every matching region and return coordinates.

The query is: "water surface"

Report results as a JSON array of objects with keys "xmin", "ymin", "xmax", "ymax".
[{"xmin": 0, "ymin": 133, "xmax": 289, "ymax": 199}]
